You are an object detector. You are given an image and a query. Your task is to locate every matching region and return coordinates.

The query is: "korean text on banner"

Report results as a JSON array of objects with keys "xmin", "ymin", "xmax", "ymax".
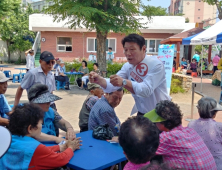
[{"xmin": 157, "ymin": 44, "xmax": 175, "ymax": 95}]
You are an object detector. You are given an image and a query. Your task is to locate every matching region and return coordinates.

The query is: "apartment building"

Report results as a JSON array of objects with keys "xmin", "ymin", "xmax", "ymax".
[{"xmin": 168, "ymin": 0, "xmax": 217, "ymax": 24}]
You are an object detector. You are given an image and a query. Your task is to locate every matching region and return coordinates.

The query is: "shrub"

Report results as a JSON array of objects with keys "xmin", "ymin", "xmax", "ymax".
[{"xmin": 170, "ymin": 77, "xmax": 185, "ymax": 94}]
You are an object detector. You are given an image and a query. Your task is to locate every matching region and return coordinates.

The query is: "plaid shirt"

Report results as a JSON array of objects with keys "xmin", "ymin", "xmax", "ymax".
[
  {"xmin": 156, "ymin": 125, "xmax": 216, "ymax": 170},
  {"xmin": 88, "ymin": 96, "xmax": 121, "ymax": 136},
  {"xmin": 85, "ymin": 96, "xmax": 99, "ymax": 111}
]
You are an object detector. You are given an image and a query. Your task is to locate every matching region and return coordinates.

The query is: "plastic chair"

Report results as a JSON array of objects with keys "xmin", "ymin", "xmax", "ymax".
[
  {"xmin": 3, "ymin": 70, "xmax": 11, "ymax": 78},
  {"xmin": 191, "ymin": 72, "xmax": 197, "ymax": 77},
  {"xmin": 172, "ymin": 67, "xmax": 175, "ymax": 73},
  {"xmin": 12, "ymin": 74, "xmax": 21, "ymax": 83},
  {"xmin": 56, "ymin": 80, "xmax": 66, "ymax": 90}
]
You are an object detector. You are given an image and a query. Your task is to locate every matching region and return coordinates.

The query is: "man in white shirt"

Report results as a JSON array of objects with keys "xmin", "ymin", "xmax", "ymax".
[
  {"xmin": 89, "ymin": 34, "xmax": 170, "ymax": 115},
  {"xmin": 25, "ymin": 49, "xmax": 35, "ymax": 72}
]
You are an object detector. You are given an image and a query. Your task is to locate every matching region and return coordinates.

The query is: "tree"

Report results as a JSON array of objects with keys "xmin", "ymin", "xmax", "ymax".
[
  {"xmin": 0, "ymin": 5, "xmax": 36, "ymax": 62},
  {"xmin": 0, "ymin": 0, "xmax": 20, "ymax": 22},
  {"xmin": 141, "ymin": 5, "xmax": 167, "ymax": 16},
  {"xmin": 203, "ymin": 0, "xmax": 222, "ymax": 20},
  {"xmin": 45, "ymin": 0, "xmax": 145, "ymax": 74}
]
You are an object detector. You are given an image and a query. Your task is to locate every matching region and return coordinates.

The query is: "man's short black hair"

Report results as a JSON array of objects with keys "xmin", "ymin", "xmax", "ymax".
[
  {"xmin": 121, "ymin": 34, "xmax": 145, "ymax": 50},
  {"xmin": 9, "ymin": 103, "xmax": 44, "ymax": 136},
  {"xmin": 119, "ymin": 116, "xmax": 159, "ymax": 164},
  {"xmin": 155, "ymin": 100, "xmax": 183, "ymax": 130},
  {"xmin": 93, "ymin": 63, "xmax": 99, "ymax": 67},
  {"xmin": 82, "ymin": 60, "xmax": 87, "ymax": 67},
  {"xmin": 108, "ymin": 47, "xmax": 112, "ymax": 50}
]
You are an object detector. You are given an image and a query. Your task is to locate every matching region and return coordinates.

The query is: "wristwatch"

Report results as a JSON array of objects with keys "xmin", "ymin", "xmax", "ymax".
[{"xmin": 122, "ymin": 79, "xmax": 127, "ymax": 86}]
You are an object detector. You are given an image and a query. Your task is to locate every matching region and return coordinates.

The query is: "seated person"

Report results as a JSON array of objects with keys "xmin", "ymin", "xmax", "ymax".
[
  {"xmin": 53, "ymin": 58, "xmax": 60, "ymax": 70},
  {"xmin": 78, "ymin": 60, "xmax": 89, "ymax": 89},
  {"xmin": 0, "ymin": 72, "xmax": 12, "ymax": 126},
  {"xmin": 190, "ymin": 59, "xmax": 197, "ymax": 72},
  {"xmin": 144, "ymin": 100, "xmax": 217, "ymax": 170},
  {"xmin": 93, "ymin": 63, "xmax": 101, "ymax": 75},
  {"xmin": 28, "ymin": 83, "xmax": 76, "ymax": 142},
  {"xmin": 88, "ymin": 88, "xmax": 124, "ymax": 136},
  {"xmin": 55, "ymin": 61, "xmax": 70, "ymax": 90},
  {"xmin": 181, "ymin": 57, "xmax": 187, "ymax": 69},
  {"xmin": 79, "ymin": 83, "xmax": 104, "ymax": 132},
  {"xmin": 0, "ymin": 103, "xmax": 82, "ymax": 169},
  {"xmin": 217, "ymin": 57, "xmax": 222, "ymax": 70},
  {"xmin": 188, "ymin": 97, "xmax": 222, "ymax": 170},
  {"xmin": 197, "ymin": 58, "xmax": 206, "ymax": 76},
  {"xmin": 119, "ymin": 116, "xmax": 159, "ymax": 170}
]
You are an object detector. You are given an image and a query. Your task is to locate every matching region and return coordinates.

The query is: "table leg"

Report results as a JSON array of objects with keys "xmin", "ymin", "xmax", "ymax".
[{"xmin": 74, "ymin": 75, "xmax": 78, "ymax": 86}]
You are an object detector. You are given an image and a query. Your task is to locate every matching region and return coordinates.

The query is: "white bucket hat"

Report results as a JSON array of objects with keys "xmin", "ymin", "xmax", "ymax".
[{"xmin": 0, "ymin": 72, "xmax": 10, "ymax": 83}]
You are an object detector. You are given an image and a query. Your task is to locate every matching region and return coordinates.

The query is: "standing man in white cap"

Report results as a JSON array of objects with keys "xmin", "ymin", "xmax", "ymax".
[
  {"xmin": 0, "ymin": 72, "xmax": 12, "ymax": 126},
  {"xmin": 14, "ymin": 51, "xmax": 57, "ymax": 110},
  {"xmin": 25, "ymin": 49, "xmax": 35, "ymax": 72}
]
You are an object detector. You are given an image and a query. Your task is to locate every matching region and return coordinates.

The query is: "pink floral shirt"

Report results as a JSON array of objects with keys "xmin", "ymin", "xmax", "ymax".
[{"xmin": 123, "ymin": 161, "xmax": 150, "ymax": 170}]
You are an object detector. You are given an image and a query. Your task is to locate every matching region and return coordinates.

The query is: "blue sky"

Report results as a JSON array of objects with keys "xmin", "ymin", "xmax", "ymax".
[{"xmin": 141, "ymin": 0, "xmax": 170, "ymax": 8}]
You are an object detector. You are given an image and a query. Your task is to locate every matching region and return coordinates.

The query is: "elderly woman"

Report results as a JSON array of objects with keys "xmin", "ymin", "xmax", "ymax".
[
  {"xmin": 0, "ymin": 103, "xmax": 82, "ymax": 169},
  {"xmin": 28, "ymin": 83, "xmax": 76, "ymax": 142},
  {"xmin": 188, "ymin": 97, "xmax": 222, "ymax": 170},
  {"xmin": 78, "ymin": 60, "xmax": 89, "ymax": 89}
]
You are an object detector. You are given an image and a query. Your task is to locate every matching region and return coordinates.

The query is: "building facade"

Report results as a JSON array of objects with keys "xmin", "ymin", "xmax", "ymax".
[
  {"xmin": 21, "ymin": 0, "xmax": 32, "ymax": 6},
  {"xmin": 30, "ymin": 0, "xmax": 53, "ymax": 11},
  {"xmin": 168, "ymin": 0, "xmax": 217, "ymax": 24},
  {"xmin": 29, "ymin": 14, "xmax": 195, "ymax": 62}
]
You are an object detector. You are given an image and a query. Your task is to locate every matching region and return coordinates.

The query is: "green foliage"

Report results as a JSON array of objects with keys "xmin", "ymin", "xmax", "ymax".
[
  {"xmin": 203, "ymin": 0, "xmax": 222, "ymax": 19},
  {"xmin": 170, "ymin": 77, "xmax": 185, "ymax": 94},
  {"xmin": 141, "ymin": 5, "xmax": 167, "ymax": 17},
  {"xmin": 45, "ymin": 0, "xmax": 146, "ymax": 72},
  {"xmin": 194, "ymin": 45, "xmax": 209, "ymax": 58},
  {"xmin": 185, "ymin": 17, "xmax": 189, "ymax": 23},
  {"xmin": 0, "ymin": 0, "xmax": 20, "ymax": 22},
  {"xmin": 0, "ymin": 5, "xmax": 36, "ymax": 62}
]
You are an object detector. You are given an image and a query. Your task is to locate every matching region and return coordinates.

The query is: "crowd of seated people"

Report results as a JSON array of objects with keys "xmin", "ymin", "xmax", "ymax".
[{"xmin": 1, "ymin": 49, "xmax": 222, "ymax": 170}]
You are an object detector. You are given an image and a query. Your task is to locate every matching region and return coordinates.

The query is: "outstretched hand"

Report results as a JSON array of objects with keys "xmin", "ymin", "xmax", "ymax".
[{"xmin": 110, "ymin": 75, "xmax": 123, "ymax": 87}]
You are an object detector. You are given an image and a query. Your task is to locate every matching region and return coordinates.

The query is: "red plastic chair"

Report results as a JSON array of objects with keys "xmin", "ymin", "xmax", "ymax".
[
  {"xmin": 191, "ymin": 72, "xmax": 197, "ymax": 77},
  {"xmin": 172, "ymin": 67, "xmax": 175, "ymax": 73}
]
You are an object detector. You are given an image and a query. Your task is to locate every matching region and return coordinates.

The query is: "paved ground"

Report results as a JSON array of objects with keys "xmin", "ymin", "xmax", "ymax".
[{"xmin": 2, "ymin": 64, "xmax": 222, "ymax": 136}]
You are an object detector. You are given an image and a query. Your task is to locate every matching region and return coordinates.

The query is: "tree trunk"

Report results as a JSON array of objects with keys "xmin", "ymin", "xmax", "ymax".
[
  {"xmin": 6, "ymin": 41, "xmax": 11, "ymax": 63},
  {"xmin": 96, "ymin": 30, "xmax": 107, "ymax": 77}
]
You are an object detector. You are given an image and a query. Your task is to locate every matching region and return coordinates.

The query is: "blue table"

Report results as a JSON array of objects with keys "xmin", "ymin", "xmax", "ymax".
[
  {"xmin": 43, "ymin": 131, "xmax": 126, "ymax": 170},
  {"xmin": 65, "ymin": 72, "xmax": 83, "ymax": 85},
  {"xmin": 14, "ymin": 68, "xmax": 27, "ymax": 73}
]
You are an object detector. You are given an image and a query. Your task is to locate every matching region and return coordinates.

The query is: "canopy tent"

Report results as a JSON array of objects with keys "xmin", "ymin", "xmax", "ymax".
[
  {"xmin": 189, "ymin": 20, "xmax": 222, "ymax": 45},
  {"xmin": 182, "ymin": 33, "xmax": 202, "ymax": 45}
]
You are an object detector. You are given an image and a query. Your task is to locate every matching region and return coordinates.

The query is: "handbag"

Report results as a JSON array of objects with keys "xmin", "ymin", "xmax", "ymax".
[{"xmin": 92, "ymin": 124, "xmax": 114, "ymax": 140}]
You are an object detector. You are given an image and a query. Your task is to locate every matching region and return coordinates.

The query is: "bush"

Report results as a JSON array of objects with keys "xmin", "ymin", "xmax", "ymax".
[
  {"xmin": 170, "ymin": 77, "xmax": 185, "ymax": 94},
  {"xmin": 65, "ymin": 60, "xmax": 124, "ymax": 77}
]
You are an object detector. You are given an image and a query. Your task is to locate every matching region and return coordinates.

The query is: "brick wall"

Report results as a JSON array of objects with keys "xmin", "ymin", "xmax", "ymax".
[{"xmin": 41, "ymin": 31, "xmax": 174, "ymax": 62}]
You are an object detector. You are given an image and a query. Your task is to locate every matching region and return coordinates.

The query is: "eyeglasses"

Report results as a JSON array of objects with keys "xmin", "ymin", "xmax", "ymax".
[{"xmin": 46, "ymin": 60, "xmax": 55, "ymax": 65}]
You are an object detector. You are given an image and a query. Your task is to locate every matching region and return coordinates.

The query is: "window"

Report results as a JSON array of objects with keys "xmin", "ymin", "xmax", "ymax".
[
  {"xmin": 87, "ymin": 38, "xmax": 116, "ymax": 52},
  {"xmin": 145, "ymin": 39, "xmax": 162, "ymax": 53},
  {"xmin": 57, "ymin": 37, "xmax": 72, "ymax": 52}
]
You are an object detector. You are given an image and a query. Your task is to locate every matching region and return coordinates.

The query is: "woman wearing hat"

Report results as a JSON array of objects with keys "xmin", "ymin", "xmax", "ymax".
[
  {"xmin": 28, "ymin": 83, "xmax": 76, "ymax": 141},
  {"xmin": 0, "ymin": 103, "xmax": 82, "ymax": 169},
  {"xmin": 188, "ymin": 97, "xmax": 222, "ymax": 170}
]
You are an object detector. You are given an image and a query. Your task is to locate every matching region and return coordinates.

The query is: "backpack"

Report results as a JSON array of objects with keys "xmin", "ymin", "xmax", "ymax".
[{"xmin": 76, "ymin": 78, "xmax": 82, "ymax": 87}]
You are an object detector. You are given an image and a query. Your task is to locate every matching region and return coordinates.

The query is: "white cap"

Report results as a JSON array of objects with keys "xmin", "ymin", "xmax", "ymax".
[{"xmin": 0, "ymin": 72, "xmax": 9, "ymax": 83}]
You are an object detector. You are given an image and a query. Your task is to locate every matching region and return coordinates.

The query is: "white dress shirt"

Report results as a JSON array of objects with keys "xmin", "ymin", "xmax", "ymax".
[{"xmin": 103, "ymin": 55, "xmax": 171, "ymax": 114}]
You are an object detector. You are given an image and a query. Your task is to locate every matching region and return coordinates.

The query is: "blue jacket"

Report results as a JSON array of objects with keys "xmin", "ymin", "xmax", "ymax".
[
  {"xmin": 42, "ymin": 107, "xmax": 56, "ymax": 136},
  {"xmin": 0, "ymin": 135, "xmax": 40, "ymax": 170}
]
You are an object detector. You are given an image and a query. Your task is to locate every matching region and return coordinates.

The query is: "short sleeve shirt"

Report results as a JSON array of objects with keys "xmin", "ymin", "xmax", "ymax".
[
  {"xmin": 21, "ymin": 66, "xmax": 56, "ymax": 93},
  {"xmin": 78, "ymin": 66, "xmax": 89, "ymax": 74},
  {"xmin": 0, "ymin": 94, "xmax": 11, "ymax": 118},
  {"xmin": 53, "ymin": 109, "xmax": 63, "ymax": 124}
]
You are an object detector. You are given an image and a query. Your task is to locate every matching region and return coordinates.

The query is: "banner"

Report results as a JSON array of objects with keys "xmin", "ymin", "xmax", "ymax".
[{"xmin": 157, "ymin": 44, "xmax": 175, "ymax": 95}]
